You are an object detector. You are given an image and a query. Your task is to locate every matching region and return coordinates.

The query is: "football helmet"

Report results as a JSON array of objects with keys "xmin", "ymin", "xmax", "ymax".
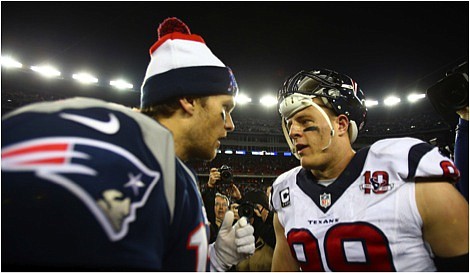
[{"xmin": 278, "ymin": 68, "xmax": 367, "ymax": 156}]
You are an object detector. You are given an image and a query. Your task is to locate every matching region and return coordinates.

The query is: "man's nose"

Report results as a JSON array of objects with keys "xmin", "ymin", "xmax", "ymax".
[
  {"xmin": 289, "ymin": 123, "xmax": 302, "ymax": 139},
  {"xmin": 225, "ymin": 114, "xmax": 235, "ymax": 132}
]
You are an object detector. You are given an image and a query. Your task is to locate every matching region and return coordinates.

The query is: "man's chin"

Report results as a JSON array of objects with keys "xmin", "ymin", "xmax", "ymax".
[
  {"xmin": 300, "ymin": 157, "xmax": 314, "ymax": 169},
  {"xmin": 207, "ymin": 149, "xmax": 218, "ymax": 161},
  {"xmin": 192, "ymin": 149, "xmax": 218, "ymax": 161}
]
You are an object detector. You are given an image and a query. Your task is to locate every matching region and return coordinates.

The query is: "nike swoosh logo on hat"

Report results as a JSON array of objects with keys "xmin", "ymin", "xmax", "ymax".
[{"xmin": 59, "ymin": 113, "xmax": 120, "ymax": 134}]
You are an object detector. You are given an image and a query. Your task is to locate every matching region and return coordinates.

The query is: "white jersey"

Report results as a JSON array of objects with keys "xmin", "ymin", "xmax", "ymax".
[{"xmin": 270, "ymin": 137, "xmax": 460, "ymax": 271}]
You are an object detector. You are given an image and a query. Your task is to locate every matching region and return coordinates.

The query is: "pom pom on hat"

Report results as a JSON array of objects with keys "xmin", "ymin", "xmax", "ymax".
[
  {"xmin": 141, "ymin": 17, "xmax": 238, "ymax": 108},
  {"xmin": 158, "ymin": 17, "xmax": 191, "ymax": 38}
]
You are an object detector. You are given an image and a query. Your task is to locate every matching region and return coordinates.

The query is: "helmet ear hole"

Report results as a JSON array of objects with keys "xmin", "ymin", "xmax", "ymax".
[{"xmin": 348, "ymin": 120, "xmax": 358, "ymax": 144}]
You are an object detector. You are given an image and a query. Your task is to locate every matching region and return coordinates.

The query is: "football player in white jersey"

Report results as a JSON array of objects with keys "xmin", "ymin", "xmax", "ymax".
[{"xmin": 270, "ymin": 68, "xmax": 468, "ymax": 271}]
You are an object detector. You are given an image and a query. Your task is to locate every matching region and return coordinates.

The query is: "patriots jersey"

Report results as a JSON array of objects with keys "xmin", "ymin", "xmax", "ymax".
[
  {"xmin": 270, "ymin": 137, "xmax": 460, "ymax": 271},
  {"xmin": 2, "ymin": 97, "xmax": 209, "ymax": 271}
]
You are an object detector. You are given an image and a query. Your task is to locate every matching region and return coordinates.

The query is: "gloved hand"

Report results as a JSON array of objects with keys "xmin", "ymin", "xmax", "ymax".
[{"xmin": 209, "ymin": 211, "xmax": 255, "ymax": 271}]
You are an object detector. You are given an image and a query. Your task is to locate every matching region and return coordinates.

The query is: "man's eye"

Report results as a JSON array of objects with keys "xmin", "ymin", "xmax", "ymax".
[
  {"xmin": 302, "ymin": 119, "xmax": 313, "ymax": 125},
  {"xmin": 221, "ymin": 111, "xmax": 226, "ymax": 122}
]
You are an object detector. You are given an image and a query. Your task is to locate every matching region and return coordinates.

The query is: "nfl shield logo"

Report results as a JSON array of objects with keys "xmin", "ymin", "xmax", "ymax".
[{"xmin": 320, "ymin": 193, "xmax": 331, "ymax": 208}]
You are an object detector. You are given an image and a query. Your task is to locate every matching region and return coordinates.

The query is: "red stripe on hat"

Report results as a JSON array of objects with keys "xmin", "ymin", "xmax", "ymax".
[{"xmin": 149, "ymin": 32, "xmax": 206, "ymax": 55}]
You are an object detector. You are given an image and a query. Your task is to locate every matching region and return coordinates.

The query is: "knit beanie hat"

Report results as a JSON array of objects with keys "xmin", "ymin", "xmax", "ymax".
[{"xmin": 140, "ymin": 17, "xmax": 239, "ymax": 108}]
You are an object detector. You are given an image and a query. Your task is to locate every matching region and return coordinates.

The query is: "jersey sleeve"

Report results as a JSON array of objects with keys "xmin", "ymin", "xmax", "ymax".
[
  {"xmin": 413, "ymin": 144, "xmax": 460, "ymax": 182},
  {"xmin": 270, "ymin": 167, "xmax": 301, "ymax": 213},
  {"xmin": 370, "ymin": 137, "xmax": 460, "ymax": 183}
]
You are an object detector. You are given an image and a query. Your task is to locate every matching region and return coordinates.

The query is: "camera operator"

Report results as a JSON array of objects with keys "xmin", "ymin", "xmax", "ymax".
[
  {"xmin": 200, "ymin": 166, "xmax": 242, "ymax": 243},
  {"xmin": 427, "ymin": 61, "xmax": 468, "ymax": 200},
  {"xmin": 235, "ymin": 190, "xmax": 275, "ymax": 271},
  {"xmin": 455, "ymin": 106, "xmax": 468, "ymax": 200}
]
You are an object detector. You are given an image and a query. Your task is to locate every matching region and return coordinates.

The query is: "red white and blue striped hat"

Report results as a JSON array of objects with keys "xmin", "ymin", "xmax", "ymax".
[{"xmin": 141, "ymin": 17, "xmax": 238, "ymax": 108}]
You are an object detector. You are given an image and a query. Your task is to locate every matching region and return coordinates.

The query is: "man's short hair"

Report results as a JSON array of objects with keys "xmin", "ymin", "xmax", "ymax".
[
  {"xmin": 140, "ymin": 96, "xmax": 208, "ymax": 119},
  {"xmin": 215, "ymin": 193, "xmax": 230, "ymax": 206}
]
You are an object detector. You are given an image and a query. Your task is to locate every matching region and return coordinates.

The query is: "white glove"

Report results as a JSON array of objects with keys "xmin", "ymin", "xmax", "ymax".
[{"xmin": 209, "ymin": 211, "xmax": 255, "ymax": 271}]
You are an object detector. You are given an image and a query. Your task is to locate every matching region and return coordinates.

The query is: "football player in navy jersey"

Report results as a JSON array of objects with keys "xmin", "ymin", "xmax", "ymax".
[
  {"xmin": 270, "ymin": 68, "xmax": 468, "ymax": 271},
  {"xmin": 2, "ymin": 17, "xmax": 255, "ymax": 271}
]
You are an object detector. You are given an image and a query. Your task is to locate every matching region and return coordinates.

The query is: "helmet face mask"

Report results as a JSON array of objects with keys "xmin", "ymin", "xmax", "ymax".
[
  {"xmin": 278, "ymin": 68, "xmax": 368, "ymax": 156},
  {"xmin": 279, "ymin": 70, "xmax": 346, "ymax": 101}
]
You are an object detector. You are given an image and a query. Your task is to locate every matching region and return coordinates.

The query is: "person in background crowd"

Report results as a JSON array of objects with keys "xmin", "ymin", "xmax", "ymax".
[
  {"xmin": 265, "ymin": 185, "xmax": 272, "ymax": 201},
  {"xmin": 201, "ymin": 167, "xmax": 242, "ymax": 230},
  {"xmin": 426, "ymin": 61, "xmax": 468, "ymax": 201},
  {"xmin": 210, "ymin": 193, "xmax": 231, "ymax": 243},
  {"xmin": 2, "ymin": 17, "xmax": 255, "ymax": 271},
  {"xmin": 455, "ymin": 106, "xmax": 468, "ymax": 200},
  {"xmin": 230, "ymin": 201, "xmax": 240, "ymax": 222},
  {"xmin": 270, "ymin": 68, "xmax": 468, "ymax": 271},
  {"xmin": 236, "ymin": 190, "xmax": 276, "ymax": 272}
]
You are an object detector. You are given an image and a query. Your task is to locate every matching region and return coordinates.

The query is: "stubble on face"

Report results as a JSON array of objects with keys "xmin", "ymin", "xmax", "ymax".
[{"xmin": 186, "ymin": 96, "xmax": 234, "ymax": 161}]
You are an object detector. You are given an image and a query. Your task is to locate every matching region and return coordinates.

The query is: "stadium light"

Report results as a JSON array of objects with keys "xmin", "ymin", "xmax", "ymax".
[
  {"xmin": 236, "ymin": 93, "xmax": 252, "ymax": 105},
  {"xmin": 110, "ymin": 79, "xmax": 133, "ymax": 90},
  {"xmin": 4, "ymin": 54, "xmax": 438, "ymax": 109},
  {"xmin": 259, "ymin": 95, "xmax": 278, "ymax": 107},
  {"xmin": 365, "ymin": 99, "xmax": 379, "ymax": 107},
  {"xmin": 384, "ymin": 96, "xmax": 401, "ymax": 107},
  {"xmin": 407, "ymin": 93, "xmax": 426, "ymax": 103},
  {"xmin": 1, "ymin": 56, "xmax": 23, "ymax": 68},
  {"xmin": 30, "ymin": 65, "xmax": 61, "ymax": 78},
  {"xmin": 72, "ymin": 72, "xmax": 98, "ymax": 84}
]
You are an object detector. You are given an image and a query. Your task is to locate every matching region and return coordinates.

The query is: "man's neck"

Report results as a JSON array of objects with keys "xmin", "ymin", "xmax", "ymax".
[
  {"xmin": 312, "ymin": 148, "xmax": 355, "ymax": 180},
  {"xmin": 158, "ymin": 116, "xmax": 190, "ymax": 161}
]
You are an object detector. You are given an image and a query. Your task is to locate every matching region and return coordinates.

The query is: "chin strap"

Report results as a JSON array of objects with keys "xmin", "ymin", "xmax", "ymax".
[
  {"xmin": 309, "ymin": 101, "xmax": 335, "ymax": 151},
  {"xmin": 348, "ymin": 120, "xmax": 358, "ymax": 144},
  {"xmin": 281, "ymin": 120, "xmax": 298, "ymax": 159}
]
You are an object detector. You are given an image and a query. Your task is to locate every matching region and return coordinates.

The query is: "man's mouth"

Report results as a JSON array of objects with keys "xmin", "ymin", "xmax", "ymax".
[
  {"xmin": 217, "ymin": 136, "xmax": 227, "ymax": 147},
  {"xmin": 296, "ymin": 144, "xmax": 308, "ymax": 153}
]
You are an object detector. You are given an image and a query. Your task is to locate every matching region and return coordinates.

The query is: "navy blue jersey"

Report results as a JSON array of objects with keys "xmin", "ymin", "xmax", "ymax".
[{"xmin": 1, "ymin": 97, "xmax": 209, "ymax": 271}]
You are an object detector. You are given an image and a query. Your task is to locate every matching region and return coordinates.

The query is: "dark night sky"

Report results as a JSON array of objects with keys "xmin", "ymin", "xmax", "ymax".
[{"xmin": 2, "ymin": 1, "xmax": 469, "ymax": 102}]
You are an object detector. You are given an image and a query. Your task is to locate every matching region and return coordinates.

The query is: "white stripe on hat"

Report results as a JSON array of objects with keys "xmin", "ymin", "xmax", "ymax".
[{"xmin": 143, "ymin": 38, "xmax": 226, "ymax": 84}]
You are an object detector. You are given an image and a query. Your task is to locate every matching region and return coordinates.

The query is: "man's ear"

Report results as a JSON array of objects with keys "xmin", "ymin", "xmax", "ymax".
[
  {"xmin": 179, "ymin": 97, "xmax": 196, "ymax": 115},
  {"xmin": 337, "ymin": 114, "xmax": 350, "ymax": 136}
]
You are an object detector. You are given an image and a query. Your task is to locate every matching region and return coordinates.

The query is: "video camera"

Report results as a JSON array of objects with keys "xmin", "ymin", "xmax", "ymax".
[
  {"xmin": 427, "ymin": 61, "xmax": 468, "ymax": 122},
  {"xmin": 238, "ymin": 190, "xmax": 269, "ymax": 219},
  {"xmin": 218, "ymin": 165, "xmax": 233, "ymax": 184},
  {"xmin": 238, "ymin": 201, "xmax": 255, "ymax": 219}
]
